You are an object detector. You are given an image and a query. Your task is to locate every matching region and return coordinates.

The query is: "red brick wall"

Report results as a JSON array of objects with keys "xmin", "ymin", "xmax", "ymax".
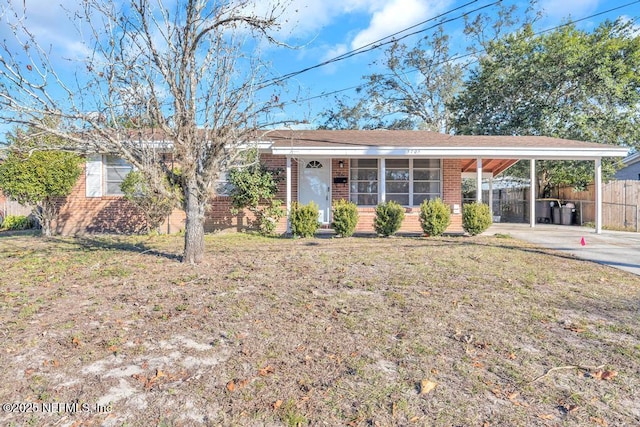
[
  {"xmin": 54, "ymin": 164, "xmax": 185, "ymax": 235},
  {"xmin": 442, "ymin": 159, "xmax": 463, "ymax": 232},
  {"xmin": 331, "ymin": 158, "xmax": 350, "ymax": 202},
  {"xmin": 213, "ymin": 156, "xmax": 465, "ymax": 235},
  {"xmin": 206, "ymin": 154, "xmax": 297, "ymax": 234},
  {"xmin": 54, "ymin": 155, "xmax": 464, "ymax": 236}
]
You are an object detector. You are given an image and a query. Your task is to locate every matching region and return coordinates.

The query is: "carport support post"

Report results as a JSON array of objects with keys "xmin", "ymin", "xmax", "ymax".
[
  {"xmin": 286, "ymin": 156, "xmax": 292, "ymax": 234},
  {"xmin": 476, "ymin": 158, "xmax": 483, "ymax": 203},
  {"xmin": 530, "ymin": 159, "xmax": 536, "ymax": 228},
  {"xmin": 488, "ymin": 177, "xmax": 494, "ymax": 217},
  {"xmin": 595, "ymin": 158, "xmax": 602, "ymax": 234},
  {"xmin": 380, "ymin": 158, "xmax": 386, "ymax": 203}
]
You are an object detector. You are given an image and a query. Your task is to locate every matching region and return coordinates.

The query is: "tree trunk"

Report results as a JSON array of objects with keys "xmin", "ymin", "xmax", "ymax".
[
  {"xmin": 39, "ymin": 199, "xmax": 54, "ymax": 237},
  {"xmin": 182, "ymin": 177, "xmax": 206, "ymax": 264}
]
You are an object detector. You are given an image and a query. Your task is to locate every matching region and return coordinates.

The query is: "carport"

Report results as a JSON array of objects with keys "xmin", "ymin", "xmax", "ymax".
[{"xmin": 456, "ymin": 135, "xmax": 629, "ymax": 233}]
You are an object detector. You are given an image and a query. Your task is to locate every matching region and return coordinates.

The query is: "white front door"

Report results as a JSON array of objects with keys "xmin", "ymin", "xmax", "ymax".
[{"xmin": 299, "ymin": 159, "xmax": 331, "ymax": 224}]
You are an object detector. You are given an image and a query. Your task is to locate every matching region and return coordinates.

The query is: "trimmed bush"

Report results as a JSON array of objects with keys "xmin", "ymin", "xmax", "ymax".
[
  {"xmin": 290, "ymin": 201, "xmax": 320, "ymax": 238},
  {"xmin": 419, "ymin": 198, "xmax": 451, "ymax": 236},
  {"xmin": 373, "ymin": 201, "xmax": 405, "ymax": 237},
  {"xmin": 462, "ymin": 202, "xmax": 492, "ymax": 236},
  {"xmin": 331, "ymin": 199, "xmax": 359, "ymax": 237},
  {"xmin": 2, "ymin": 215, "xmax": 34, "ymax": 230}
]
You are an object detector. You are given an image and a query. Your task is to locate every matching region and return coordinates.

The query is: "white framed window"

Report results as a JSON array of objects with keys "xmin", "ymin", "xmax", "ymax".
[
  {"xmin": 350, "ymin": 159, "xmax": 379, "ymax": 206},
  {"xmin": 85, "ymin": 154, "xmax": 133, "ymax": 198},
  {"xmin": 412, "ymin": 159, "xmax": 441, "ymax": 205},
  {"xmin": 385, "ymin": 159, "xmax": 410, "ymax": 205},
  {"xmin": 104, "ymin": 156, "xmax": 133, "ymax": 196},
  {"xmin": 215, "ymin": 170, "xmax": 232, "ymax": 196},
  {"xmin": 348, "ymin": 158, "xmax": 441, "ymax": 206}
]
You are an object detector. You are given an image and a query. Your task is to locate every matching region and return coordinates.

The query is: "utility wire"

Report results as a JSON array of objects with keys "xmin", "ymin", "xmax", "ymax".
[
  {"xmin": 257, "ymin": 0, "xmax": 500, "ymax": 89},
  {"xmin": 277, "ymin": 0, "xmax": 640, "ymax": 110}
]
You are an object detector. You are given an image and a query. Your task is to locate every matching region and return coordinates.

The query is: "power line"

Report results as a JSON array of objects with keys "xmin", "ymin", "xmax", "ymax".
[
  {"xmin": 277, "ymin": 0, "xmax": 640, "ymax": 111},
  {"xmin": 257, "ymin": 0, "xmax": 500, "ymax": 89}
]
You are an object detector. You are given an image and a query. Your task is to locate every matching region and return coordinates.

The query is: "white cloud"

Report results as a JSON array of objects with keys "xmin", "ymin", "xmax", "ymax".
[
  {"xmin": 251, "ymin": 0, "xmax": 387, "ymax": 41},
  {"xmin": 539, "ymin": 0, "xmax": 600, "ymax": 21},
  {"xmin": 350, "ymin": 0, "xmax": 451, "ymax": 50},
  {"xmin": 1, "ymin": 0, "xmax": 94, "ymax": 60}
]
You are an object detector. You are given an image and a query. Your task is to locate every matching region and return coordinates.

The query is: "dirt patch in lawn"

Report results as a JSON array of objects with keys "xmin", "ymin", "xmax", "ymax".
[{"xmin": 1, "ymin": 232, "xmax": 639, "ymax": 426}]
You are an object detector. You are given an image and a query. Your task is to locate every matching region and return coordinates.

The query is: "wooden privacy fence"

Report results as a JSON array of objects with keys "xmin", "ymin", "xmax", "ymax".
[
  {"xmin": 463, "ymin": 180, "xmax": 640, "ymax": 231},
  {"xmin": 1, "ymin": 198, "xmax": 33, "ymax": 221},
  {"xmin": 558, "ymin": 180, "xmax": 640, "ymax": 231}
]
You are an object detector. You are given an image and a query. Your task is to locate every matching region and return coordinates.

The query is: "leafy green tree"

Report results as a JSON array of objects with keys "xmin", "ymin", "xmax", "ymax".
[
  {"xmin": 0, "ymin": 149, "xmax": 82, "ymax": 237},
  {"xmin": 318, "ymin": 2, "xmax": 537, "ymax": 131},
  {"xmin": 450, "ymin": 20, "xmax": 640, "ymax": 195},
  {"xmin": 319, "ymin": 28, "xmax": 463, "ymax": 132}
]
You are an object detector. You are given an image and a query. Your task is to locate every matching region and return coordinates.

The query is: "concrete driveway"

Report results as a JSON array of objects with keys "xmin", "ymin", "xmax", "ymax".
[{"xmin": 485, "ymin": 223, "xmax": 640, "ymax": 276}]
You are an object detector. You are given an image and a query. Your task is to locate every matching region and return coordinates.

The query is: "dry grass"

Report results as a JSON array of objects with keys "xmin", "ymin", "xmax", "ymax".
[{"xmin": 1, "ymin": 231, "xmax": 639, "ymax": 426}]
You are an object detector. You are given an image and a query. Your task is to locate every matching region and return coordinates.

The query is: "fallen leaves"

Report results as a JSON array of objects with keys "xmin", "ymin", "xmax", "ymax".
[
  {"xmin": 226, "ymin": 378, "xmax": 249, "ymax": 392},
  {"xmin": 590, "ymin": 416, "xmax": 608, "ymax": 426},
  {"xmin": 258, "ymin": 365, "xmax": 275, "ymax": 377},
  {"xmin": 419, "ymin": 379, "xmax": 437, "ymax": 395},
  {"xmin": 592, "ymin": 370, "xmax": 618, "ymax": 381},
  {"xmin": 132, "ymin": 368, "xmax": 186, "ymax": 391}
]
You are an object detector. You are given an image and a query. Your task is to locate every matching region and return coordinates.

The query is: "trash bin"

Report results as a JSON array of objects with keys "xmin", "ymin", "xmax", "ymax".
[
  {"xmin": 552, "ymin": 206, "xmax": 561, "ymax": 224},
  {"xmin": 560, "ymin": 205, "xmax": 575, "ymax": 225},
  {"xmin": 536, "ymin": 198, "xmax": 561, "ymax": 223}
]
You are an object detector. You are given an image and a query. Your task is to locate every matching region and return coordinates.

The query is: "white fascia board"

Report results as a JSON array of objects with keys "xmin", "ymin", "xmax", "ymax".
[
  {"xmin": 118, "ymin": 140, "xmax": 273, "ymax": 152},
  {"xmin": 237, "ymin": 141, "xmax": 273, "ymax": 151},
  {"xmin": 270, "ymin": 146, "xmax": 629, "ymax": 159}
]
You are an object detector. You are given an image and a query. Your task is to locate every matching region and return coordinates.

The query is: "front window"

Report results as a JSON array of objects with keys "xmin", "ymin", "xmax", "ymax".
[
  {"xmin": 104, "ymin": 156, "xmax": 133, "ymax": 196},
  {"xmin": 412, "ymin": 159, "xmax": 441, "ymax": 205},
  {"xmin": 350, "ymin": 159, "xmax": 378, "ymax": 205},
  {"xmin": 349, "ymin": 158, "xmax": 441, "ymax": 206},
  {"xmin": 385, "ymin": 159, "xmax": 410, "ymax": 205}
]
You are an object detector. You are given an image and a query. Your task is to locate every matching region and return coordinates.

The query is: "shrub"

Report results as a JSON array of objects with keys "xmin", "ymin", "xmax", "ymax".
[
  {"xmin": 290, "ymin": 202, "xmax": 320, "ymax": 238},
  {"xmin": 2, "ymin": 215, "xmax": 34, "ymax": 230},
  {"xmin": 331, "ymin": 199, "xmax": 359, "ymax": 237},
  {"xmin": 462, "ymin": 202, "xmax": 492, "ymax": 236},
  {"xmin": 228, "ymin": 157, "xmax": 285, "ymax": 236},
  {"xmin": 419, "ymin": 198, "xmax": 451, "ymax": 236},
  {"xmin": 121, "ymin": 170, "xmax": 181, "ymax": 233},
  {"xmin": 373, "ymin": 200, "xmax": 405, "ymax": 237}
]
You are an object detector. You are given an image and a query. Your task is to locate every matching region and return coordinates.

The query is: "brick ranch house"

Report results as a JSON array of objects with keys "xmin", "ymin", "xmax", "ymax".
[{"xmin": 52, "ymin": 129, "xmax": 628, "ymax": 235}]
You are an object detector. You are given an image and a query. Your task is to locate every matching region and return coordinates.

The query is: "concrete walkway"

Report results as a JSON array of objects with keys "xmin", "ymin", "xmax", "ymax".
[{"xmin": 485, "ymin": 223, "xmax": 640, "ymax": 276}]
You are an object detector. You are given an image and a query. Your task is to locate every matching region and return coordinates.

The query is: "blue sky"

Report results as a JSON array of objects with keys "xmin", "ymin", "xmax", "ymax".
[
  {"xmin": 0, "ymin": 0, "xmax": 639, "ymax": 137},
  {"xmin": 263, "ymin": 0, "xmax": 639, "ymax": 127}
]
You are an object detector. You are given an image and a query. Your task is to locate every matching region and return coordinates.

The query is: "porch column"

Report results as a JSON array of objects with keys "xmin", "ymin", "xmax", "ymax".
[
  {"xmin": 488, "ymin": 176, "xmax": 494, "ymax": 218},
  {"xmin": 476, "ymin": 158, "xmax": 483, "ymax": 203},
  {"xmin": 286, "ymin": 156, "xmax": 292, "ymax": 233},
  {"xmin": 530, "ymin": 159, "xmax": 536, "ymax": 228},
  {"xmin": 595, "ymin": 158, "xmax": 602, "ymax": 234},
  {"xmin": 380, "ymin": 158, "xmax": 386, "ymax": 203}
]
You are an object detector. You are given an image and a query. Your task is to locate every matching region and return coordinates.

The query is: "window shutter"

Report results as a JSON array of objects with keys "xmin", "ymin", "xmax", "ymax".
[{"xmin": 85, "ymin": 154, "xmax": 103, "ymax": 197}]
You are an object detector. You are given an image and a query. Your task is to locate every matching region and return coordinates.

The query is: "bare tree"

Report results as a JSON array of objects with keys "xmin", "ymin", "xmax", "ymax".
[{"xmin": 0, "ymin": 0, "xmax": 290, "ymax": 263}]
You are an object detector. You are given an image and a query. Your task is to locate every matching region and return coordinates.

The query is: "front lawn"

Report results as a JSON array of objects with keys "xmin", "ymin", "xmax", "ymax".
[{"xmin": 1, "ymin": 232, "xmax": 639, "ymax": 426}]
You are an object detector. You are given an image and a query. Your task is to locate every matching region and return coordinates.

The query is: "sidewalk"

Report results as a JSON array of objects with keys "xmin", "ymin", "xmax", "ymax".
[{"xmin": 486, "ymin": 223, "xmax": 640, "ymax": 276}]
